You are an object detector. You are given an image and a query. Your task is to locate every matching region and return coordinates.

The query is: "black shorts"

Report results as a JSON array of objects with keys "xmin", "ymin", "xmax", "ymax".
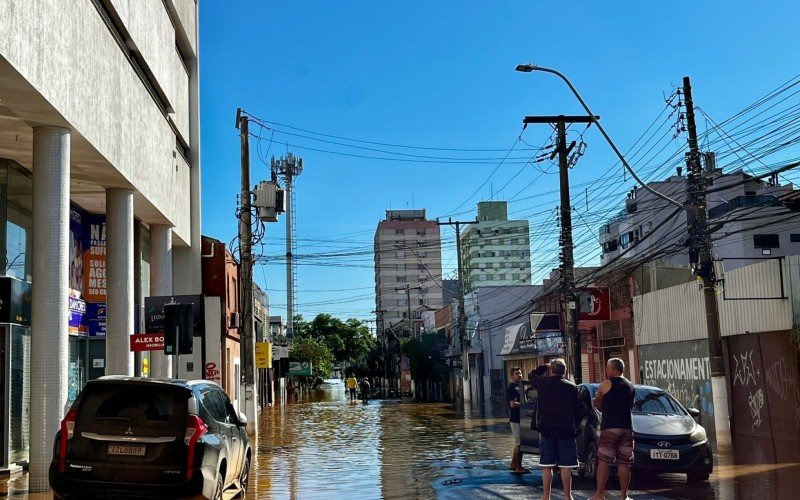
[{"xmin": 539, "ymin": 436, "xmax": 578, "ymax": 468}]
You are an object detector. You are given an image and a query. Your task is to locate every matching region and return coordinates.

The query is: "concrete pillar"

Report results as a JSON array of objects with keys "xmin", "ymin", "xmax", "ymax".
[
  {"xmin": 106, "ymin": 188, "xmax": 134, "ymax": 376},
  {"xmin": 149, "ymin": 224, "xmax": 173, "ymax": 378},
  {"xmin": 29, "ymin": 126, "xmax": 70, "ymax": 492}
]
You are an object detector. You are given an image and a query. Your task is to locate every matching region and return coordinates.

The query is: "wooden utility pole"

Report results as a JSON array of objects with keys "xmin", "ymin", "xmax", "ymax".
[
  {"xmin": 523, "ymin": 115, "xmax": 596, "ymax": 383},
  {"xmin": 236, "ymin": 109, "xmax": 257, "ymax": 435},
  {"xmin": 682, "ymin": 77, "xmax": 731, "ymax": 446}
]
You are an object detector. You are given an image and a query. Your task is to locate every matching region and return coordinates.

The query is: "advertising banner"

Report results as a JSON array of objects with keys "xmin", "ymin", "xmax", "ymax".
[
  {"xmin": 86, "ymin": 302, "xmax": 106, "ymax": 337},
  {"xmin": 578, "ymin": 287, "xmax": 611, "ymax": 321},
  {"xmin": 255, "ymin": 341, "xmax": 272, "ymax": 368},
  {"xmin": 69, "ymin": 206, "xmax": 85, "ymax": 296},
  {"xmin": 83, "ymin": 214, "xmax": 107, "ymax": 302},
  {"xmin": 68, "ymin": 296, "xmax": 88, "ymax": 334},
  {"xmin": 289, "ymin": 361, "xmax": 312, "ymax": 376},
  {"xmin": 145, "ymin": 295, "xmax": 205, "ymax": 335},
  {"xmin": 130, "ymin": 333, "xmax": 166, "ymax": 352}
]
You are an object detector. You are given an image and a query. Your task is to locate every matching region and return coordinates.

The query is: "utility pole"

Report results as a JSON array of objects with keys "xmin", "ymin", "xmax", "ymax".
[
  {"xmin": 523, "ymin": 115, "xmax": 596, "ymax": 383},
  {"xmin": 438, "ymin": 218, "xmax": 477, "ymax": 402},
  {"xmin": 682, "ymin": 77, "xmax": 731, "ymax": 446},
  {"xmin": 236, "ymin": 109, "xmax": 257, "ymax": 435},
  {"xmin": 395, "ymin": 284, "xmax": 421, "ymax": 338}
]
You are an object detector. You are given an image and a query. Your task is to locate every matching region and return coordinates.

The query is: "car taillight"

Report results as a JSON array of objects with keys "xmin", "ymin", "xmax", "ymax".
[
  {"xmin": 57, "ymin": 408, "xmax": 78, "ymax": 473},
  {"xmin": 185, "ymin": 414, "xmax": 208, "ymax": 480}
]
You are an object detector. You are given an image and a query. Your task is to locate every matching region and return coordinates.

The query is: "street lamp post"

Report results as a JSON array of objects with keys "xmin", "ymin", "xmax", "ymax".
[{"xmin": 515, "ymin": 63, "xmax": 683, "ymax": 211}]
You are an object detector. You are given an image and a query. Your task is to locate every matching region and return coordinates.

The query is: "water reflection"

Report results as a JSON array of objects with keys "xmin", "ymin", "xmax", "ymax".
[{"xmin": 251, "ymin": 390, "xmax": 509, "ymax": 499}]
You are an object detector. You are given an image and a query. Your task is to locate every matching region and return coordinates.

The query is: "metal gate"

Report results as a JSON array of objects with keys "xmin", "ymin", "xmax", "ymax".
[{"xmin": 727, "ymin": 330, "xmax": 800, "ymax": 462}]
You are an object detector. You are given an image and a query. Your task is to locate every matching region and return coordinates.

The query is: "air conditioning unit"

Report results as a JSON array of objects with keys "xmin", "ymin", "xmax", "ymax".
[{"xmin": 229, "ymin": 312, "xmax": 241, "ymax": 329}]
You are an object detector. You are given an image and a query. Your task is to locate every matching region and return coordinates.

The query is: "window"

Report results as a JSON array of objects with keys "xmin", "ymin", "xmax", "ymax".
[
  {"xmin": 753, "ymin": 234, "xmax": 780, "ymax": 248},
  {"xmin": 396, "ymin": 251, "xmax": 405, "ymax": 259},
  {"xmin": 396, "ymin": 264, "xmax": 406, "ymax": 271},
  {"xmin": 513, "ymin": 273, "xmax": 520, "ymax": 281},
  {"xmin": 395, "ymin": 229, "xmax": 404, "ymax": 235},
  {"xmin": 498, "ymin": 274, "xmax": 506, "ymax": 280},
  {"xmin": 486, "ymin": 274, "xmax": 494, "ymax": 280},
  {"xmin": 398, "ymin": 299, "xmax": 407, "ymax": 306},
  {"xmin": 418, "ymin": 251, "xmax": 427, "ymax": 258},
  {"xmin": 417, "ymin": 264, "xmax": 425, "ymax": 270},
  {"xmin": 396, "ymin": 276, "xmax": 406, "ymax": 283},
  {"xmin": 419, "ymin": 299, "xmax": 425, "ymax": 306},
  {"xmin": 791, "ymin": 234, "xmax": 800, "ymax": 243},
  {"xmin": 416, "ymin": 229, "xmax": 426, "ymax": 236}
]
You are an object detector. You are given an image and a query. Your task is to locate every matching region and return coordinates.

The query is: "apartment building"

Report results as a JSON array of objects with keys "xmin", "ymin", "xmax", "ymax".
[
  {"xmin": 461, "ymin": 201, "xmax": 531, "ymax": 293},
  {"xmin": 374, "ymin": 210, "xmax": 443, "ymax": 337}
]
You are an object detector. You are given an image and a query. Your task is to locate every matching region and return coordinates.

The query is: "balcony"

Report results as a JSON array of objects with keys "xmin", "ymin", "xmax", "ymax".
[{"xmin": 708, "ymin": 195, "xmax": 781, "ymax": 220}]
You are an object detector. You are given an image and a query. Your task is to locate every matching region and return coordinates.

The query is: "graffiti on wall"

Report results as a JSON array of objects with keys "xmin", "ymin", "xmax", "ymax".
[{"xmin": 732, "ymin": 350, "xmax": 759, "ymax": 388}]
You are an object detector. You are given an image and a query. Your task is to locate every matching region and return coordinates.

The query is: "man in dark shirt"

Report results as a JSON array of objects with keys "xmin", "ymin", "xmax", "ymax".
[
  {"xmin": 591, "ymin": 357, "xmax": 636, "ymax": 500},
  {"xmin": 506, "ymin": 367, "xmax": 529, "ymax": 473},
  {"xmin": 529, "ymin": 358, "xmax": 585, "ymax": 500}
]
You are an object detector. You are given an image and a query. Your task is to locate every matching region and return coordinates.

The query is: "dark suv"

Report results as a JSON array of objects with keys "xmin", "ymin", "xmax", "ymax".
[{"xmin": 49, "ymin": 377, "xmax": 251, "ymax": 500}]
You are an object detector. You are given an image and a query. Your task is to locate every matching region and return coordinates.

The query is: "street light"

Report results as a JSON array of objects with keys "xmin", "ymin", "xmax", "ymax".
[{"xmin": 515, "ymin": 63, "xmax": 683, "ymax": 211}]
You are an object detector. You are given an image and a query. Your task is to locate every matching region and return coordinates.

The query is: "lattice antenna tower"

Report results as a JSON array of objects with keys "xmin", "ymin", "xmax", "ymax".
[{"xmin": 271, "ymin": 153, "xmax": 303, "ymax": 341}]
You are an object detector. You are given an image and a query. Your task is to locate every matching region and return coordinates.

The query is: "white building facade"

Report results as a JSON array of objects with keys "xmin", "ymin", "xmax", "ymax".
[
  {"xmin": 0, "ymin": 1, "xmax": 201, "ymax": 489},
  {"xmin": 461, "ymin": 201, "xmax": 531, "ymax": 293}
]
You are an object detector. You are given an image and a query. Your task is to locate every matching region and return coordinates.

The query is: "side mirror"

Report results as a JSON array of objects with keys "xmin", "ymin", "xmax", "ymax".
[
  {"xmin": 687, "ymin": 407, "xmax": 700, "ymax": 418},
  {"xmin": 238, "ymin": 412, "xmax": 248, "ymax": 427}
]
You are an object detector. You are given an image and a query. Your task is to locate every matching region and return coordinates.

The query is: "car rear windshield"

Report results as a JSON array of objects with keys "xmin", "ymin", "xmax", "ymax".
[
  {"xmin": 633, "ymin": 389, "xmax": 686, "ymax": 416},
  {"xmin": 76, "ymin": 384, "xmax": 189, "ymax": 427}
]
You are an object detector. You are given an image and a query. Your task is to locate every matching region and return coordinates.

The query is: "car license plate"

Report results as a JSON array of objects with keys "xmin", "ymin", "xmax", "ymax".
[
  {"xmin": 650, "ymin": 449, "xmax": 679, "ymax": 460},
  {"xmin": 108, "ymin": 444, "xmax": 146, "ymax": 456}
]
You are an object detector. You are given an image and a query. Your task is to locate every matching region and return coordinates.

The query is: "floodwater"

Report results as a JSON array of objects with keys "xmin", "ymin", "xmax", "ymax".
[{"xmin": 249, "ymin": 388, "xmax": 511, "ymax": 499}]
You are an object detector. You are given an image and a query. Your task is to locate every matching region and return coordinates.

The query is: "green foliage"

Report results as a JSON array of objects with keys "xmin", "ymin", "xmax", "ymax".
[
  {"xmin": 289, "ymin": 337, "xmax": 334, "ymax": 379},
  {"xmin": 402, "ymin": 332, "xmax": 449, "ymax": 383},
  {"xmin": 293, "ymin": 314, "xmax": 376, "ymax": 367}
]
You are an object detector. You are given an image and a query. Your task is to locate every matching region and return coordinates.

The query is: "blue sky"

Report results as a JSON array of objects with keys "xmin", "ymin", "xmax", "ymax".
[{"xmin": 200, "ymin": 1, "xmax": 800, "ymax": 326}]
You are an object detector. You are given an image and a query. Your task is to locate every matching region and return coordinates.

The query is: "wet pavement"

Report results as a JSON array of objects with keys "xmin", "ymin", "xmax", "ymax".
[{"xmin": 2, "ymin": 388, "xmax": 800, "ymax": 498}]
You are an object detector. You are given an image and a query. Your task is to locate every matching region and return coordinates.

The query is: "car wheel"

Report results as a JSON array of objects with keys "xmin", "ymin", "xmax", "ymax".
[
  {"xmin": 584, "ymin": 442, "xmax": 598, "ymax": 479},
  {"xmin": 213, "ymin": 471, "xmax": 224, "ymax": 500},
  {"xmin": 239, "ymin": 455, "xmax": 250, "ymax": 498},
  {"xmin": 687, "ymin": 471, "xmax": 710, "ymax": 482}
]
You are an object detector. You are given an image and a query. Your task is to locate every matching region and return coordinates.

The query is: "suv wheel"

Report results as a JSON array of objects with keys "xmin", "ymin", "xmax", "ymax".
[
  {"xmin": 584, "ymin": 442, "xmax": 598, "ymax": 479},
  {"xmin": 239, "ymin": 456, "xmax": 250, "ymax": 497}
]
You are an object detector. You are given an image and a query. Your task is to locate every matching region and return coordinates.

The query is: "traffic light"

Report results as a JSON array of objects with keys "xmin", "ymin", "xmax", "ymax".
[{"xmin": 163, "ymin": 303, "xmax": 193, "ymax": 355}]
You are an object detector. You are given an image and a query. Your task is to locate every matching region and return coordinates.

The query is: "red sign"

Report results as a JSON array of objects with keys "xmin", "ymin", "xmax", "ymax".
[
  {"xmin": 578, "ymin": 287, "xmax": 611, "ymax": 321},
  {"xmin": 130, "ymin": 333, "xmax": 165, "ymax": 352}
]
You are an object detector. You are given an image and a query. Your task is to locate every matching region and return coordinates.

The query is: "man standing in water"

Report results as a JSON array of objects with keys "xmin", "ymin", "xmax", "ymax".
[
  {"xmin": 346, "ymin": 374, "xmax": 358, "ymax": 402},
  {"xmin": 506, "ymin": 367, "xmax": 530, "ymax": 474},
  {"xmin": 592, "ymin": 358, "xmax": 636, "ymax": 500}
]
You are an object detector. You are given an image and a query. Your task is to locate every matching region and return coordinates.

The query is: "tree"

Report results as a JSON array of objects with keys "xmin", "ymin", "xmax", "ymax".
[
  {"xmin": 293, "ymin": 313, "xmax": 376, "ymax": 367},
  {"xmin": 289, "ymin": 337, "xmax": 334, "ymax": 379},
  {"xmin": 402, "ymin": 332, "xmax": 449, "ymax": 398}
]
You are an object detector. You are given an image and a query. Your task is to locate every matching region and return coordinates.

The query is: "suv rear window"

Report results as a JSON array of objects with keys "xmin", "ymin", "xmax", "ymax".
[{"xmin": 77, "ymin": 384, "xmax": 189, "ymax": 427}]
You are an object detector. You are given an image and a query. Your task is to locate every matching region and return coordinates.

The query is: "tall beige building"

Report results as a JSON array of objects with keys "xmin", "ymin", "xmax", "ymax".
[{"xmin": 374, "ymin": 210, "xmax": 443, "ymax": 337}]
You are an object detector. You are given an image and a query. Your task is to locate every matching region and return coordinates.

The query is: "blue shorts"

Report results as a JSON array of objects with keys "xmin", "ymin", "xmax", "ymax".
[{"xmin": 539, "ymin": 436, "xmax": 579, "ymax": 468}]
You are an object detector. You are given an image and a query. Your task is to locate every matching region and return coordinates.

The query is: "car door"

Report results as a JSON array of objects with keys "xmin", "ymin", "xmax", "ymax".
[
  {"xmin": 518, "ymin": 381, "xmax": 540, "ymax": 454},
  {"xmin": 201, "ymin": 388, "xmax": 235, "ymax": 484},
  {"xmin": 220, "ymin": 389, "xmax": 244, "ymax": 482},
  {"xmin": 576, "ymin": 386, "xmax": 593, "ymax": 460}
]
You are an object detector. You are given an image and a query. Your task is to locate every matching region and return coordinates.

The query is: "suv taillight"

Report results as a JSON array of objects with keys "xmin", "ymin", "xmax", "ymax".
[
  {"xmin": 57, "ymin": 408, "xmax": 78, "ymax": 473},
  {"xmin": 184, "ymin": 414, "xmax": 208, "ymax": 480}
]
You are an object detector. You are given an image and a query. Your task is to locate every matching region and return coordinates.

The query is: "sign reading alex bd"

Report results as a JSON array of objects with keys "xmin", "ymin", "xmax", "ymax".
[{"xmin": 163, "ymin": 303, "xmax": 194, "ymax": 355}]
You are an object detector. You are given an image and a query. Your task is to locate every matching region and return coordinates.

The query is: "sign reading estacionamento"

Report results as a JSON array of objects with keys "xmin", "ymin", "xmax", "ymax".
[{"xmin": 130, "ymin": 333, "xmax": 165, "ymax": 352}]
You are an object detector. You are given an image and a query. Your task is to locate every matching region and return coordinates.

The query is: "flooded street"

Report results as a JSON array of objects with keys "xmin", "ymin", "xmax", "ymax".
[
  {"xmin": 250, "ymin": 389, "xmax": 511, "ymax": 499},
  {"xmin": 2, "ymin": 388, "xmax": 800, "ymax": 499}
]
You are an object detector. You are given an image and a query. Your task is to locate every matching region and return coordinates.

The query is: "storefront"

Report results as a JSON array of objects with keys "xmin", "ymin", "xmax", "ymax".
[{"xmin": 501, "ymin": 313, "xmax": 565, "ymax": 381}]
